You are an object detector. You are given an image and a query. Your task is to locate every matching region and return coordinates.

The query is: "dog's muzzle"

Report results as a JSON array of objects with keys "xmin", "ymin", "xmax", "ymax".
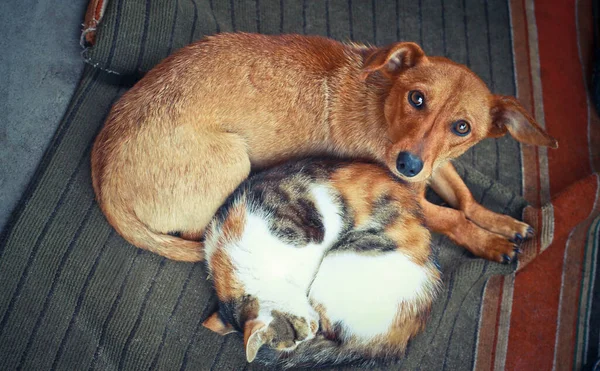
[{"xmin": 396, "ymin": 152, "xmax": 424, "ymax": 177}]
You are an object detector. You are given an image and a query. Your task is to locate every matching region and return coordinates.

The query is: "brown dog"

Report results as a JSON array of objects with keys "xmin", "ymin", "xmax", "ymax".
[{"xmin": 91, "ymin": 33, "xmax": 557, "ymax": 263}]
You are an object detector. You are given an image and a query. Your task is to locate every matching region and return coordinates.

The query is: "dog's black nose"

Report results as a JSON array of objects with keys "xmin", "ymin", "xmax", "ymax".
[{"xmin": 396, "ymin": 152, "xmax": 423, "ymax": 177}]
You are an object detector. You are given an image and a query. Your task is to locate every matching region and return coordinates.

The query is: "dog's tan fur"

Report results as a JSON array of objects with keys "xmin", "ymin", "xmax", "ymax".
[{"xmin": 91, "ymin": 33, "xmax": 557, "ymax": 263}]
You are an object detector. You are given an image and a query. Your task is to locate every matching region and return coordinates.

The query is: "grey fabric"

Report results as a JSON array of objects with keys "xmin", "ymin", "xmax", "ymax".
[
  {"xmin": 0, "ymin": 0, "xmax": 87, "ymax": 231},
  {"xmin": 0, "ymin": 1, "xmax": 527, "ymax": 370}
]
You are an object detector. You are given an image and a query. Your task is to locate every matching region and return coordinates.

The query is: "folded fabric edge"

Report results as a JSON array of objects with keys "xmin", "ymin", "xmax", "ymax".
[{"xmin": 517, "ymin": 172, "xmax": 600, "ymax": 271}]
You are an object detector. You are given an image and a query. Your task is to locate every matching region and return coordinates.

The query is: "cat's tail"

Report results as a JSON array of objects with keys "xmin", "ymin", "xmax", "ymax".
[{"xmin": 256, "ymin": 336, "xmax": 392, "ymax": 369}]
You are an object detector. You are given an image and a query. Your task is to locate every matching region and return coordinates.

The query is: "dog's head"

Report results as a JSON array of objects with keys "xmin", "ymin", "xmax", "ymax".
[{"xmin": 361, "ymin": 42, "xmax": 558, "ymax": 183}]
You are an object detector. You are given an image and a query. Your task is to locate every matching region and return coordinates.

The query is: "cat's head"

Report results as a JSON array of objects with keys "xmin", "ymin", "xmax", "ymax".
[{"xmin": 203, "ymin": 310, "xmax": 315, "ymax": 362}]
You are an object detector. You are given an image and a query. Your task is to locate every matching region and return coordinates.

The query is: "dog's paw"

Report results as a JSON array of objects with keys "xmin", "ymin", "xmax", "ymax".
[
  {"xmin": 459, "ymin": 223, "xmax": 522, "ymax": 264},
  {"xmin": 478, "ymin": 213, "xmax": 535, "ymax": 244},
  {"xmin": 466, "ymin": 205, "xmax": 535, "ymax": 244},
  {"xmin": 505, "ymin": 220, "xmax": 534, "ymax": 245},
  {"xmin": 479, "ymin": 233, "xmax": 521, "ymax": 264}
]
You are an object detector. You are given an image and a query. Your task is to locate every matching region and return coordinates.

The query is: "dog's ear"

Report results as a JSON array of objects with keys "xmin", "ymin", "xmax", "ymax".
[
  {"xmin": 202, "ymin": 312, "xmax": 236, "ymax": 335},
  {"xmin": 489, "ymin": 95, "xmax": 558, "ymax": 148},
  {"xmin": 360, "ymin": 42, "xmax": 427, "ymax": 80}
]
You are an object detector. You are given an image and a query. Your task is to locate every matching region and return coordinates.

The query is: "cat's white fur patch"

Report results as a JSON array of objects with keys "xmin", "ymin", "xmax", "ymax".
[
  {"xmin": 309, "ymin": 184, "xmax": 344, "ymax": 248},
  {"xmin": 214, "ymin": 184, "xmax": 343, "ymax": 321},
  {"xmin": 309, "ymin": 251, "xmax": 433, "ymax": 340}
]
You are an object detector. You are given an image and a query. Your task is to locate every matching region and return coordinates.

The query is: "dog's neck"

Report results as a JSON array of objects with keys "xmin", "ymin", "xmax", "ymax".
[{"xmin": 326, "ymin": 57, "xmax": 392, "ymax": 164}]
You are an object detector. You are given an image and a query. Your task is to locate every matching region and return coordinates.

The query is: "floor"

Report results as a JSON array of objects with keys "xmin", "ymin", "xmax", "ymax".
[{"xmin": 0, "ymin": 0, "xmax": 88, "ymax": 231}]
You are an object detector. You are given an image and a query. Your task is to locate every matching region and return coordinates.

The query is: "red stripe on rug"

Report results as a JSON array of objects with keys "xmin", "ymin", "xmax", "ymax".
[
  {"xmin": 507, "ymin": 176, "xmax": 598, "ymax": 370},
  {"xmin": 536, "ymin": 0, "xmax": 592, "ymax": 195},
  {"xmin": 507, "ymin": 236, "xmax": 568, "ymax": 371},
  {"xmin": 474, "ymin": 276, "xmax": 503, "ymax": 371},
  {"xmin": 506, "ymin": 0, "xmax": 596, "ymax": 367},
  {"xmin": 553, "ymin": 215, "xmax": 597, "ymax": 369},
  {"xmin": 489, "ymin": 0, "xmax": 540, "ymax": 368}
]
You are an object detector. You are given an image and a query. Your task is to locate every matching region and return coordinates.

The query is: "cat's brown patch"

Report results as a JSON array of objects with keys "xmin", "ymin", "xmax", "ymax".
[
  {"xmin": 331, "ymin": 163, "xmax": 431, "ymax": 265},
  {"xmin": 383, "ymin": 268, "xmax": 441, "ymax": 353},
  {"xmin": 384, "ymin": 303, "xmax": 430, "ymax": 351},
  {"xmin": 384, "ymin": 217, "xmax": 431, "ymax": 265},
  {"xmin": 330, "ymin": 164, "xmax": 397, "ymax": 227},
  {"xmin": 203, "ymin": 312, "xmax": 236, "ymax": 335},
  {"xmin": 220, "ymin": 202, "xmax": 247, "ymax": 240},
  {"xmin": 210, "ymin": 247, "xmax": 244, "ymax": 301},
  {"xmin": 209, "ymin": 202, "xmax": 248, "ymax": 300}
]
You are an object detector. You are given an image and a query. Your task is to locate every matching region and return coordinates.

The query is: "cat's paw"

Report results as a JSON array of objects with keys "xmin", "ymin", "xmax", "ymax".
[
  {"xmin": 245, "ymin": 308, "xmax": 320, "ymax": 362},
  {"xmin": 267, "ymin": 309, "xmax": 318, "ymax": 350}
]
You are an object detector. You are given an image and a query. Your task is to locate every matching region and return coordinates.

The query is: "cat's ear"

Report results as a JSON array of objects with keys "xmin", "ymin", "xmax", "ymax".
[
  {"xmin": 244, "ymin": 320, "xmax": 267, "ymax": 363},
  {"xmin": 202, "ymin": 312, "xmax": 236, "ymax": 336}
]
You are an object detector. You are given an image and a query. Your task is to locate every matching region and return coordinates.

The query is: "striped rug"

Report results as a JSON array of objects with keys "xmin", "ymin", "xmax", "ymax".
[
  {"xmin": 496, "ymin": 0, "xmax": 600, "ymax": 370},
  {"xmin": 0, "ymin": 0, "xmax": 598, "ymax": 370}
]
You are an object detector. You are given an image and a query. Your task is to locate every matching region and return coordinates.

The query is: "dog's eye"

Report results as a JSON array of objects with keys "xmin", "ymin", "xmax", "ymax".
[
  {"xmin": 452, "ymin": 120, "xmax": 471, "ymax": 136},
  {"xmin": 408, "ymin": 90, "xmax": 425, "ymax": 109}
]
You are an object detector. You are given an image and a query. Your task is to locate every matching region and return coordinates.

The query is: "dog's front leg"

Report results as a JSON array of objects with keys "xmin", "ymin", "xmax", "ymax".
[
  {"xmin": 420, "ymin": 195, "xmax": 519, "ymax": 263},
  {"xmin": 429, "ymin": 162, "xmax": 533, "ymax": 244}
]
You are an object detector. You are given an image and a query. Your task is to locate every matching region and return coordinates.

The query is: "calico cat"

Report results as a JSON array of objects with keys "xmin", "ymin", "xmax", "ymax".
[{"xmin": 202, "ymin": 159, "xmax": 442, "ymax": 368}]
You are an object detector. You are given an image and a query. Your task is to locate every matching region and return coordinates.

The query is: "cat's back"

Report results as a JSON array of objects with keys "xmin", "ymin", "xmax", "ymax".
[{"xmin": 205, "ymin": 158, "xmax": 419, "ymax": 262}]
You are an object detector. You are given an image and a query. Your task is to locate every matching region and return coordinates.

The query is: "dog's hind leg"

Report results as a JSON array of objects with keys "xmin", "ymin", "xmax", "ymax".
[{"xmin": 120, "ymin": 128, "xmax": 251, "ymax": 261}]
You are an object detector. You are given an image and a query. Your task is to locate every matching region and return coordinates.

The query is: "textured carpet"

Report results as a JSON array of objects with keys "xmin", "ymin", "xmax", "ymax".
[
  {"xmin": 0, "ymin": 0, "xmax": 598, "ymax": 370},
  {"xmin": 0, "ymin": 0, "xmax": 87, "ymax": 231}
]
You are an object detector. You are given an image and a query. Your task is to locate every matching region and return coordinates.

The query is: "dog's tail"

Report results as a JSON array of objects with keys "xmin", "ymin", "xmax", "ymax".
[
  {"xmin": 256, "ymin": 337, "xmax": 392, "ymax": 369},
  {"xmin": 99, "ymin": 198, "xmax": 203, "ymax": 262}
]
